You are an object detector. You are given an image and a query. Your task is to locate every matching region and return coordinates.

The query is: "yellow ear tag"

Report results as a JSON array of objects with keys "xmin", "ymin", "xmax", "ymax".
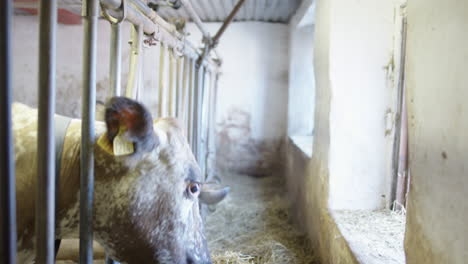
[
  {"xmin": 97, "ymin": 134, "xmax": 114, "ymax": 155},
  {"xmin": 113, "ymin": 128, "xmax": 134, "ymax": 156}
]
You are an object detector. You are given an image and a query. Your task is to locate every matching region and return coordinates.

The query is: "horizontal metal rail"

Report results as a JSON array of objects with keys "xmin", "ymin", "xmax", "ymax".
[
  {"xmin": 100, "ymin": 0, "xmax": 220, "ymax": 71},
  {"xmin": 13, "ymin": 0, "xmax": 221, "ymax": 71},
  {"xmin": 178, "ymin": 0, "xmax": 221, "ymax": 61},
  {"xmin": 197, "ymin": 0, "xmax": 245, "ymax": 66}
]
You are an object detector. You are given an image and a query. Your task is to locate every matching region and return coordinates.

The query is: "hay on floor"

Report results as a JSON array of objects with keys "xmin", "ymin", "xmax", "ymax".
[{"xmin": 205, "ymin": 172, "xmax": 317, "ymax": 264}]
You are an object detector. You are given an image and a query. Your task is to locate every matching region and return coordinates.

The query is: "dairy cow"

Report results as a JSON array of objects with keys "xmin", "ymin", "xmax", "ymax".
[{"xmin": 12, "ymin": 97, "xmax": 228, "ymax": 264}]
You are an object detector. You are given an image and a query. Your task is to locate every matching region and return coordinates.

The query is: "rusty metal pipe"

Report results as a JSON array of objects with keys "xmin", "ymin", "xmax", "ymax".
[{"xmin": 196, "ymin": 0, "xmax": 245, "ymax": 66}]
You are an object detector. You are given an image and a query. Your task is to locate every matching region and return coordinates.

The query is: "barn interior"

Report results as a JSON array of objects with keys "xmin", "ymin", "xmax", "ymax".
[{"xmin": 6, "ymin": 0, "xmax": 468, "ymax": 264}]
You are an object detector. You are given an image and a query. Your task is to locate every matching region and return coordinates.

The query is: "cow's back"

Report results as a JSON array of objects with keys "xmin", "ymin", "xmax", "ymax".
[
  {"xmin": 11, "ymin": 103, "xmax": 86, "ymax": 262},
  {"xmin": 12, "ymin": 103, "xmax": 41, "ymax": 260}
]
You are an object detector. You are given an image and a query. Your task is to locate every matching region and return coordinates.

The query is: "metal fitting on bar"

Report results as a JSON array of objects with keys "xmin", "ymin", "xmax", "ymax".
[{"xmin": 101, "ymin": 0, "xmax": 126, "ymax": 24}]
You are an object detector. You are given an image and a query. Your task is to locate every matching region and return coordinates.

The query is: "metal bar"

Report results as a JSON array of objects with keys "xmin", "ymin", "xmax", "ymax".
[
  {"xmin": 395, "ymin": 84, "xmax": 408, "ymax": 210},
  {"xmin": 181, "ymin": 57, "xmax": 189, "ymax": 132},
  {"xmin": 80, "ymin": 0, "xmax": 99, "ymax": 263},
  {"xmin": 126, "ymin": 24, "xmax": 143, "ymax": 99},
  {"xmin": 201, "ymin": 70, "xmax": 211, "ymax": 179},
  {"xmin": 14, "ymin": 2, "xmax": 81, "ymax": 9},
  {"xmin": 191, "ymin": 64, "xmax": 200, "ymax": 155},
  {"xmin": 158, "ymin": 44, "xmax": 166, "ymax": 116},
  {"xmin": 179, "ymin": 0, "xmax": 210, "ymax": 39},
  {"xmin": 175, "ymin": 55, "xmax": 182, "ymax": 118},
  {"xmin": 100, "ymin": 0, "xmax": 220, "ymax": 70},
  {"xmin": 211, "ymin": 0, "xmax": 245, "ymax": 46},
  {"xmin": 391, "ymin": 16, "xmax": 408, "ymax": 210},
  {"xmin": 16, "ymin": 0, "xmax": 220, "ymax": 69},
  {"xmin": 0, "ymin": 1, "xmax": 17, "ymax": 263},
  {"xmin": 187, "ymin": 58, "xmax": 195, "ymax": 147},
  {"xmin": 35, "ymin": 0, "xmax": 58, "ymax": 263},
  {"xmin": 178, "ymin": 0, "xmax": 221, "ymax": 62},
  {"xmin": 168, "ymin": 48, "xmax": 175, "ymax": 116},
  {"xmin": 197, "ymin": 0, "xmax": 245, "ymax": 66},
  {"xmin": 109, "ymin": 23, "xmax": 122, "ymax": 96},
  {"xmin": 208, "ymin": 73, "xmax": 220, "ymax": 179},
  {"xmin": 204, "ymin": 71, "xmax": 215, "ymax": 180}
]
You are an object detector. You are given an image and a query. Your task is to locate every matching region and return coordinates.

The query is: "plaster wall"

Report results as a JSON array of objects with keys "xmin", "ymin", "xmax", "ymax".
[
  {"xmin": 288, "ymin": 24, "xmax": 315, "ymax": 137},
  {"xmin": 285, "ymin": 0, "xmax": 397, "ymax": 262},
  {"xmin": 186, "ymin": 22, "xmax": 290, "ymax": 176},
  {"xmin": 404, "ymin": 0, "xmax": 468, "ymax": 263},
  {"xmin": 327, "ymin": 0, "xmax": 395, "ymax": 210}
]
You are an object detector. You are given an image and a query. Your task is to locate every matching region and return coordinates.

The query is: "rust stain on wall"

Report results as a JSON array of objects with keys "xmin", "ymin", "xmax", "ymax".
[{"xmin": 216, "ymin": 108, "xmax": 284, "ymax": 177}]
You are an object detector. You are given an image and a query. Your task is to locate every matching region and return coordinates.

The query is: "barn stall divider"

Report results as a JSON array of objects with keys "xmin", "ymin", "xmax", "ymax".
[{"xmin": 0, "ymin": 0, "xmax": 246, "ymax": 263}]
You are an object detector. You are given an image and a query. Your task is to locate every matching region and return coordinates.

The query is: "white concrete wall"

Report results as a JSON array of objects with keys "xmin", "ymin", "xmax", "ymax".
[
  {"xmin": 327, "ymin": 0, "xmax": 395, "ymax": 210},
  {"xmin": 288, "ymin": 24, "xmax": 315, "ymax": 136},
  {"xmin": 405, "ymin": 0, "xmax": 468, "ymax": 263},
  {"xmin": 285, "ymin": 0, "xmax": 399, "ymax": 262},
  {"xmin": 186, "ymin": 22, "xmax": 289, "ymax": 175}
]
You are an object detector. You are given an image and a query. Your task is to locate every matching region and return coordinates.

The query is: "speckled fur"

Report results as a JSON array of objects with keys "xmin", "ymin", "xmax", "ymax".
[{"xmin": 12, "ymin": 103, "xmax": 211, "ymax": 264}]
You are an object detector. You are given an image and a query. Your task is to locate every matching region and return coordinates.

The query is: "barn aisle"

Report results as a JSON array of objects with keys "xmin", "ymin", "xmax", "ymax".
[{"xmin": 205, "ymin": 173, "xmax": 316, "ymax": 264}]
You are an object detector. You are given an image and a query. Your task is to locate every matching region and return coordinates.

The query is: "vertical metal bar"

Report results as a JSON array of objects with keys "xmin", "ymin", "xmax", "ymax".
[
  {"xmin": 198, "ymin": 67, "xmax": 207, "ymax": 173},
  {"xmin": 209, "ymin": 72, "xmax": 220, "ymax": 180},
  {"xmin": 168, "ymin": 48, "xmax": 175, "ymax": 117},
  {"xmin": 395, "ymin": 85, "xmax": 408, "ymax": 210},
  {"xmin": 0, "ymin": 1, "xmax": 17, "ymax": 263},
  {"xmin": 187, "ymin": 58, "xmax": 194, "ymax": 146},
  {"xmin": 109, "ymin": 23, "xmax": 122, "ymax": 96},
  {"xmin": 192, "ymin": 64, "xmax": 200, "ymax": 156},
  {"xmin": 126, "ymin": 24, "xmax": 143, "ymax": 99},
  {"xmin": 35, "ymin": 0, "xmax": 58, "ymax": 263},
  {"xmin": 80, "ymin": 0, "xmax": 98, "ymax": 263},
  {"xmin": 106, "ymin": 20, "xmax": 122, "ymax": 264},
  {"xmin": 205, "ymin": 71, "xmax": 215, "ymax": 180},
  {"xmin": 391, "ymin": 16, "xmax": 408, "ymax": 210},
  {"xmin": 181, "ymin": 56, "xmax": 189, "ymax": 131},
  {"xmin": 201, "ymin": 71, "xmax": 211, "ymax": 179},
  {"xmin": 175, "ymin": 55, "xmax": 182, "ymax": 118},
  {"xmin": 158, "ymin": 44, "xmax": 166, "ymax": 117},
  {"xmin": 136, "ymin": 25, "xmax": 144, "ymax": 101}
]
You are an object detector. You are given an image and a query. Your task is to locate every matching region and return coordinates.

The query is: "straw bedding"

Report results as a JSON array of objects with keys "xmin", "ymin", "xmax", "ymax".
[{"xmin": 206, "ymin": 172, "xmax": 317, "ymax": 264}]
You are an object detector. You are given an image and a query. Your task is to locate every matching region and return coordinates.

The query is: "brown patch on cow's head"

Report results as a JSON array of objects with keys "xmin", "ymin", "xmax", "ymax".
[{"xmin": 104, "ymin": 96, "xmax": 158, "ymax": 154}]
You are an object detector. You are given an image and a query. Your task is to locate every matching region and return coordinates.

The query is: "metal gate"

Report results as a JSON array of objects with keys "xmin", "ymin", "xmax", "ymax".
[{"xmin": 0, "ymin": 0, "xmax": 246, "ymax": 262}]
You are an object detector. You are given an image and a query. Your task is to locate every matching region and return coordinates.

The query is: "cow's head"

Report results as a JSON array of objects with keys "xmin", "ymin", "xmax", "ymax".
[{"xmin": 93, "ymin": 97, "xmax": 229, "ymax": 264}]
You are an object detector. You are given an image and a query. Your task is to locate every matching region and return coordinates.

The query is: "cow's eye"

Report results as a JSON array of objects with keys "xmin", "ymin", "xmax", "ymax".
[{"xmin": 188, "ymin": 182, "xmax": 200, "ymax": 197}]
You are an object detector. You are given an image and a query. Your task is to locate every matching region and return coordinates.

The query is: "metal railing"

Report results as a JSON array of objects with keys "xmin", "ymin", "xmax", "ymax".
[{"xmin": 2, "ymin": 0, "xmax": 223, "ymax": 263}]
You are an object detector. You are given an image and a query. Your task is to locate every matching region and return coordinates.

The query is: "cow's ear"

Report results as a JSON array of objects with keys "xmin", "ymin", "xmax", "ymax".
[{"xmin": 103, "ymin": 96, "xmax": 158, "ymax": 156}]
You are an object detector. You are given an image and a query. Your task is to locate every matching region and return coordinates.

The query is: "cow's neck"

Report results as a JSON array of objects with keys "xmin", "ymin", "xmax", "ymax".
[{"xmin": 56, "ymin": 120, "xmax": 116, "ymax": 238}]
